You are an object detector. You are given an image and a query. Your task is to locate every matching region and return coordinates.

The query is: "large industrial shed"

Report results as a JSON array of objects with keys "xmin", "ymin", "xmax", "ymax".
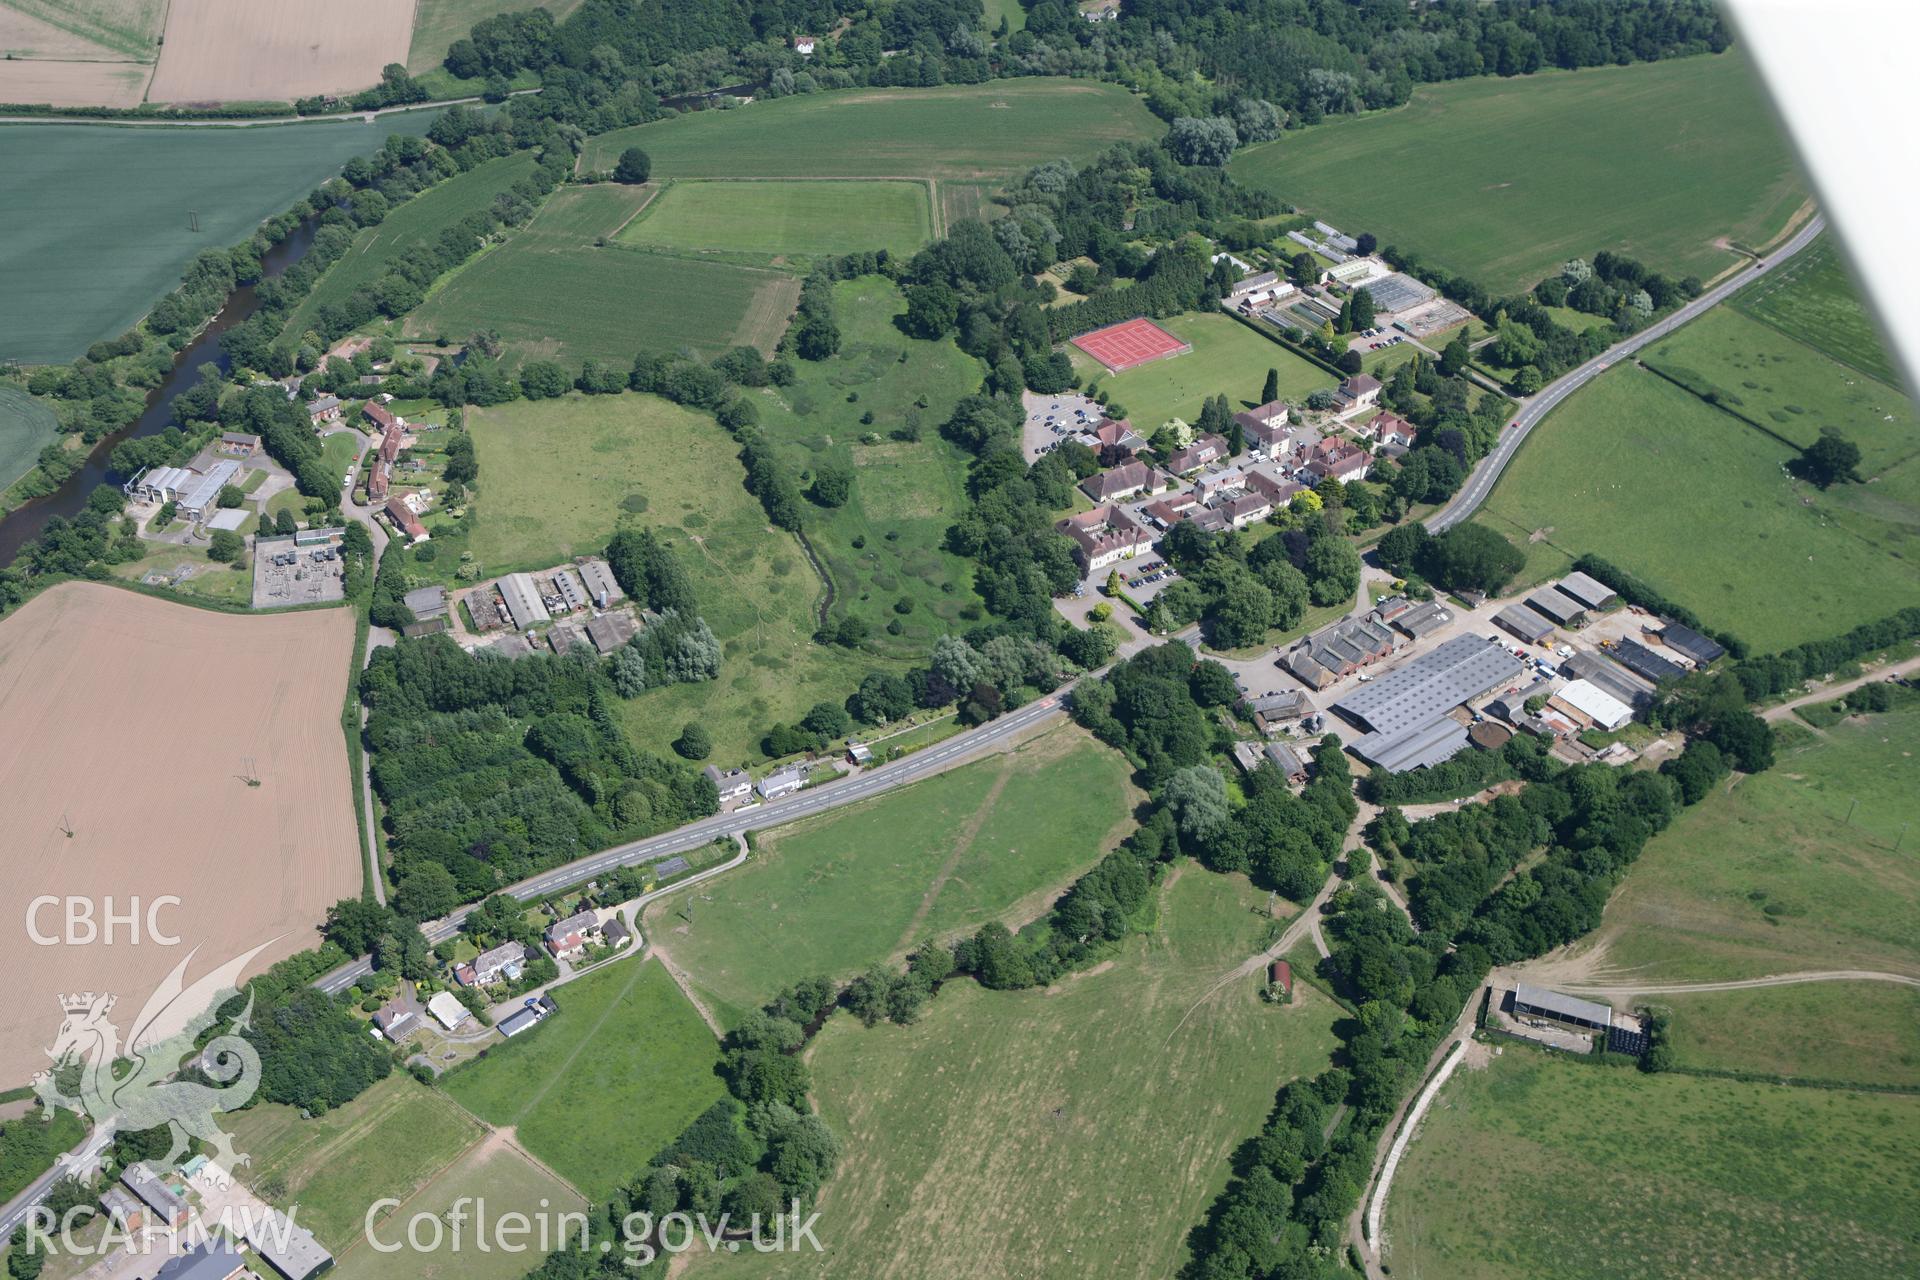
[{"xmin": 1335, "ymin": 635, "xmax": 1526, "ymax": 773}]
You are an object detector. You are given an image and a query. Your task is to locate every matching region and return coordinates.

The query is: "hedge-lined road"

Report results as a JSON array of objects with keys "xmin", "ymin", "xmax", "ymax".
[{"xmin": 1427, "ymin": 212, "xmax": 1827, "ymax": 533}]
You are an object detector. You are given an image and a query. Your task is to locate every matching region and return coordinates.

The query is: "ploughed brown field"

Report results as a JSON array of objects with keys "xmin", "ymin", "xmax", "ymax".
[
  {"xmin": 146, "ymin": 0, "xmax": 413, "ymax": 104},
  {"xmin": 0, "ymin": 583, "xmax": 361, "ymax": 1088}
]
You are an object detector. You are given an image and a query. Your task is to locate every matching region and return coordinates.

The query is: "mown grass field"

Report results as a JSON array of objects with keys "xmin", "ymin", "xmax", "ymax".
[
  {"xmin": 110, "ymin": 542, "xmax": 254, "ymax": 603},
  {"xmin": 465, "ymin": 391, "xmax": 877, "ymax": 764},
  {"xmin": 405, "ymin": 0, "xmax": 584, "ymax": 73},
  {"xmin": 616, "ymin": 179, "xmax": 935, "ymax": 262},
  {"xmin": 443, "ymin": 957, "xmax": 724, "ymax": 1200},
  {"xmin": 702, "ymin": 868, "xmax": 1342, "ymax": 1280},
  {"xmin": 1654, "ymin": 981, "xmax": 1920, "ymax": 1090},
  {"xmin": 279, "ymin": 151, "xmax": 540, "ymax": 342},
  {"xmin": 224, "ymin": 1074, "xmax": 482, "ymax": 1250},
  {"xmin": 749, "ymin": 277, "xmax": 984, "ymax": 658},
  {"xmin": 1068, "ymin": 311, "xmax": 1336, "ymax": 431},
  {"xmin": 1383, "ymin": 1047, "xmax": 1920, "ymax": 1280},
  {"xmin": 1232, "ymin": 51, "xmax": 1805, "ymax": 296},
  {"xmin": 1472, "ymin": 363, "xmax": 1920, "ymax": 652},
  {"xmin": 0, "ymin": 385, "xmax": 58, "ymax": 492},
  {"xmin": 650, "ymin": 726, "xmax": 1137, "ymax": 1028},
  {"xmin": 405, "ymin": 181, "xmax": 795, "ymax": 364},
  {"xmin": 1568, "ymin": 705, "xmax": 1920, "ymax": 986},
  {"xmin": 334, "ymin": 1133, "xmax": 585, "ymax": 1280},
  {"xmin": 1733, "ymin": 235, "xmax": 1906, "ymax": 387},
  {"xmin": 580, "ymin": 79, "xmax": 1159, "ymax": 179},
  {"xmin": 0, "ymin": 113, "xmax": 444, "ymax": 363}
]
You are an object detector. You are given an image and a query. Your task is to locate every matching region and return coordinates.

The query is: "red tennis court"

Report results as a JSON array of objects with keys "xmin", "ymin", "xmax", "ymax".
[{"xmin": 1070, "ymin": 317, "xmax": 1193, "ymax": 373}]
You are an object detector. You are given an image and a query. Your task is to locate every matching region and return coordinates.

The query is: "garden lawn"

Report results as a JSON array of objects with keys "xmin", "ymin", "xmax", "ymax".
[
  {"xmin": 0, "ymin": 113, "xmax": 445, "ymax": 363},
  {"xmin": 649, "ymin": 725, "xmax": 1137, "ymax": 1028},
  {"xmin": 616, "ymin": 179, "xmax": 934, "ymax": 262},
  {"xmin": 279, "ymin": 151, "xmax": 541, "ymax": 343},
  {"xmin": 465, "ymin": 392, "xmax": 875, "ymax": 764},
  {"xmin": 700, "ymin": 868, "xmax": 1342, "ymax": 1280},
  {"xmin": 442, "ymin": 957, "xmax": 724, "ymax": 1200},
  {"xmin": 0, "ymin": 385, "xmax": 59, "ymax": 493},
  {"xmin": 580, "ymin": 79, "xmax": 1158, "ymax": 178},
  {"xmin": 749, "ymin": 277, "xmax": 984, "ymax": 658},
  {"xmin": 1654, "ymin": 981, "xmax": 1920, "ymax": 1091},
  {"xmin": 222, "ymin": 1074, "xmax": 482, "ymax": 1251},
  {"xmin": 1383, "ymin": 1046, "xmax": 1920, "ymax": 1280},
  {"xmin": 1232, "ymin": 50, "xmax": 1805, "ymax": 296},
  {"xmin": 1733, "ymin": 234, "xmax": 1907, "ymax": 387},
  {"xmin": 1471, "ymin": 363, "xmax": 1920, "ymax": 652},
  {"xmin": 1567, "ymin": 705, "xmax": 1920, "ymax": 985},
  {"xmin": 1068, "ymin": 312, "xmax": 1336, "ymax": 431}
]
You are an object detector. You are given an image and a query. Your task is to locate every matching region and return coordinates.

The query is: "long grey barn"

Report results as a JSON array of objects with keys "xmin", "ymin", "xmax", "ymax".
[
  {"xmin": 1335, "ymin": 635, "xmax": 1526, "ymax": 773},
  {"xmin": 1514, "ymin": 982, "xmax": 1612, "ymax": 1031}
]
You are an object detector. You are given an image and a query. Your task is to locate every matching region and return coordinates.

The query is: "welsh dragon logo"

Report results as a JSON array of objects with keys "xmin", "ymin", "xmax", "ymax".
[{"xmin": 32, "ymin": 942, "xmax": 274, "ymax": 1180}]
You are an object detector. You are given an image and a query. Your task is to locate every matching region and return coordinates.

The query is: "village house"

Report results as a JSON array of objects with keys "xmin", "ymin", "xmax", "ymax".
[
  {"xmin": 1079, "ymin": 457, "xmax": 1152, "ymax": 502},
  {"xmin": 456, "ymin": 941, "xmax": 529, "ymax": 988},
  {"xmin": 1058, "ymin": 505, "xmax": 1153, "ymax": 572},
  {"xmin": 372, "ymin": 987, "xmax": 424, "ymax": 1043},
  {"xmin": 1165, "ymin": 432, "xmax": 1230, "ymax": 475},
  {"xmin": 704, "ymin": 763, "xmax": 753, "ymax": 808},
  {"xmin": 758, "ymin": 762, "xmax": 808, "ymax": 801},
  {"xmin": 384, "ymin": 495, "xmax": 428, "ymax": 543},
  {"xmin": 792, "ymin": 34, "xmax": 816, "ymax": 54},
  {"xmin": 306, "ymin": 395, "xmax": 342, "ymax": 426},
  {"xmin": 544, "ymin": 908, "xmax": 602, "ymax": 958}
]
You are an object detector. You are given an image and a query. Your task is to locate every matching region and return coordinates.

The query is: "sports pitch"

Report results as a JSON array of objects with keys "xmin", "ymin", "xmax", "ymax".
[
  {"xmin": 1070, "ymin": 316, "xmax": 1192, "ymax": 373},
  {"xmin": 0, "ymin": 583, "xmax": 360, "ymax": 1090},
  {"xmin": 615, "ymin": 179, "xmax": 935, "ymax": 261},
  {"xmin": 1233, "ymin": 50, "xmax": 1806, "ymax": 295}
]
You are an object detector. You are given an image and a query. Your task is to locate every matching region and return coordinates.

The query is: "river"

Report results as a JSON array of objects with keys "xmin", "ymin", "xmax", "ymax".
[{"xmin": 0, "ymin": 218, "xmax": 317, "ymax": 567}]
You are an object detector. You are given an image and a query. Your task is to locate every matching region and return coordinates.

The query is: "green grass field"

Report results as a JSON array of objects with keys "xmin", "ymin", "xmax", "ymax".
[
  {"xmin": 702, "ymin": 868, "xmax": 1342, "ymax": 1279},
  {"xmin": 580, "ymin": 79, "xmax": 1159, "ymax": 179},
  {"xmin": 649, "ymin": 726, "xmax": 1137, "ymax": 1027},
  {"xmin": 443, "ymin": 957, "xmax": 724, "ymax": 1200},
  {"xmin": 1733, "ymin": 235, "xmax": 1907, "ymax": 388},
  {"xmin": 0, "ymin": 113, "xmax": 446, "ymax": 363},
  {"xmin": 465, "ymin": 391, "xmax": 877, "ymax": 764},
  {"xmin": 224, "ymin": 1074, "xmax": 483, "ymax": 1250},
  {"xmin": 748, "ymin": 277, "xmax": 985, "ymax": 657},
  {"xmin": 1569, "ymin": 705, "xmax": 1920, "ymax": 986},
  {"xmin": 334, "ymin": 1134, "xmax": 585, "ymax": 1280},
  {"xmin": 110, "ymin": 543, "xmax": 254, "ymax": 603},
  {"xmin": 1473, "ymin": 362, "xmax": 1920, "ymax": 652},
  {"xmin": 1069, "ymin": 312, "xmax": 1336, "ymax": 431},
  {"xmin": 616, "ymin": 179, "xmax": 935, "ymax": 262},
  {"xmin": 1232, "ymin": 51, "xmax": 1806, "ymax": 296},
  {"xmin": 405, "ymin": 182, "xmax": 796, "ymax": 364},
  {"xmin": 406, "ymin": 0, "xmax": 584, "ymax": 74},
  {"xmin": 982, "ymin": 0, "xmax": 1026, "ymax": 34},
  {"xmin": 1653, "ymin": 981, "xmax": 1920, "ymax": 1090},
  {"xmin": 0, "ymin": 385, "xmax": 59, "ymax": 493},
  {"xmin": 280, "ymin": 151, "xmax": 540, "ymax": 343},
  {"xmin": 1384, "ymin": 1047, "xmax": 1920, "ymax": 1280}
]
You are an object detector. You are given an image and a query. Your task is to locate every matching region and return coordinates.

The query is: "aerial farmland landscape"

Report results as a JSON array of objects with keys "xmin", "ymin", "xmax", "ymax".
[{"xmin": 0, "ymin": 3, "xmax": 1916, "ymax": 1279}]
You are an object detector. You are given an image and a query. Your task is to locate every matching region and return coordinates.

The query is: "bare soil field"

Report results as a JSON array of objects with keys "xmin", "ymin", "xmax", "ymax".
[
  {"xmin": 0, "ymin": 55, "xmax": 149, "ymax": 105},
  {"xmin": 0, "ymin": 583, "xmax": 361, "ymax": 1089},
  {"xmin": 146, "ymin": 0, "xmax": 414, "ymax": 103}
]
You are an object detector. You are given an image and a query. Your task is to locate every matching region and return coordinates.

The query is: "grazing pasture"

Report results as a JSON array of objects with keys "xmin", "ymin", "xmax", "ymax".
[
  {"xmin": 1472, "ymin": 363, "xmax": 1920, "ymax": 652},
  {"xmin": 1653, "ymin": 981, "xmax": 1920, "ymax": 1091},
  {"xmin": 280, "ymin": 151, "xmax": 541, "ymax": 343},
  {"xmin": 1233, "ymin": 51, "xmax": 1805, "ymax": 295},
  {"xmin": 0, "ymin": 385, "xmax": 58, "ymax": 493},
  {"xmin": 465, "ymin": 392, "xmax": 876, "ymax": 765},
  {"xmin": 702, "ymin": 869, "xmax": 1342, "ymax": 1279},
  {"xmin": 0, "ymin": 583, "xmax": 360, "ymax": 1089},
  {"xmin": 616, "ymin": 179, "xmax": 935, "ymax": 262},
  {"xmin": 1732, "ymin": 234, "xmax": 1910, "ymax": 388},
  {"xmin": 1068, "ymin": 311, "xmax": 1334, "ymax": 431},
  {"xmin": 748, "ymin": 277, "xmax": 985, "ymax": 657},
  {"xmin": 443, "ymin": 958, "xmax": 724, "ymax": 1200},
  {"xmin": 224, "ymin": 1075, "xmax": 483, "ymax": 1250},
  {"xmin": 146, "ymin": 0, "xmax": 412, "ymax": 103},
  {"xmin": 1559, "ymin": 704, "xmax": 1920, "ymax": 985},
  {"xmin": 648, "ymin": 726, "xmax": 1138, "ymax": 1028},
  {"xmin": 580, "ymin": 79, "xmax": 1159, "ymax": 179},
  {"xmin": 0, "ymin": 112, "xmax": 442, "ymax": 363},
  {"xmin": 1383, "ymin": 1047, "xmax": 1920, "ymax": 1280}
]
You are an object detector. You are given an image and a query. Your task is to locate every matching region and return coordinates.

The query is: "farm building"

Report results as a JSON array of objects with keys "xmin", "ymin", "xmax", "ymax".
[
  {"xmin": 1486, "ymin": 678, "xmax": 1552, "ymax": 725},
  {"xmin": 1608, "ymin": 637, "xmax": 1686, "ymax": 685},
  {"xmin": 1659, "ymin": 621, "xmax": 1726, "ymax": 666},
  {"xmin": 497, "ymin": 573, "xmax": 552, "ymax": 630},
  {"xmin": 152, "ymin": 1242, "xmax": 246, "ymax": 1280},
  {"xmin": 403, "ymin": 585, "xmax": 448, "ymax": 620},
  {"xmin": 1284, "ymin": 615, "xmax": 1399, "ymax": 689},
  {"xmin": 586, "ymin": 611, "xmax": 637, "ymax": 653},
  {"xmin": 1058, "ymin": 506, "xmax": 1153, "ymax": 572},
  {"xmin": 550, "ymin": 567, "xmax": 589, "ymax": 613},
  {"xmin": 121, "ymin": 1166, "xmax": 188, "ymax": 1229},
  {"xmin": 1468, "ymin": 721, "xmax": 1513, "ymax": 750},
  {"xmin": 242, "ymin": 1207, "xmax": 333, "ymax": 1280},
  {"xmin": 1269, "ymin": 959, "xmax": 1292, "ymax": 997},
  {"xmin": 757, "ymin": 763, "xmax": 808, "ymax": 800},
  {"xmin": 1556, "ymin": 570, "xmax": 1618, "ymax": 610},
  {"xmin": 1561, "ymin": 652, "xmax": 1656, "ymax": 709},
  {"xmin": 1241, "ymin": 689, "xmax": 1312, "ymax": 735},
  {"xmin": 363, "ymin": 401, "xmax": 399, "ymax": 431},
  {"xmin": 98, "ymin": 1185, "xmax": 144, "ymax": 1232},
  {"xmin": 176, "ymin": 460, "xmax": 241, "ymax": 521},
  {"xmin": 1525, "ymin": 587, "xmax": 1588, "ymax": 627},
  {"xmin": 498, "ymin": 994, "xmax": 557, "ymax": 1039},
  {"xmin": 403, "ymin": 618, "xmax": 448, "ymax": 639},
  {"xmin": 1513, "ymin": 983, "xmax": 1612, "ymax": 1032},
  {"xmin": 1336, "ymin": 635, "xmax": 1526, "ymax": 773},
  {"xmin": 579, "ymin": 557, "xmax": 624, "ymax": 608},
  {"xmin": 847, "ymin": 741, "xmax": 874, "ymax": 765},
  {"xmin": 1495, "ymin": 605, "xmax": 1555, "ymax": 645},
  {"xmin": 1080, "ymin": 458, "xmax": 1153, "ymax": 502},
  {"xmin": 427, "ymin": 990, "xmax": 472, "ymax": 1032},
  {"xmin": 1549, "ymin": 679, "xmax": 1634, "ymax": 732},
  {"xmin": 547, "ymin": 622, "xmax": 589, "ymax": 655}
]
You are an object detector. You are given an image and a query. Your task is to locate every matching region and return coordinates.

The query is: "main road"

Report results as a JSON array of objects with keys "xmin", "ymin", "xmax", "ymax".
[{"xmin": 1426, "ymin": 213, "xmax": 1827, "ymax": 532}]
